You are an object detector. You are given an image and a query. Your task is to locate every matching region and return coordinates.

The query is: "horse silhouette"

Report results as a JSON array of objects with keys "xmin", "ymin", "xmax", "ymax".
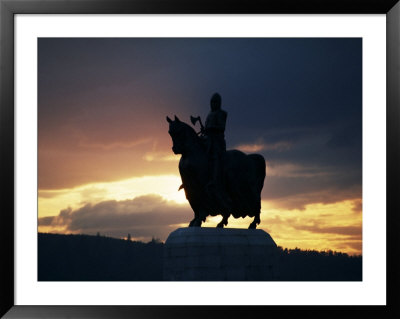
[{"xmin": 167, "ymin": 115, "xmax": 266, "ymax": 228}]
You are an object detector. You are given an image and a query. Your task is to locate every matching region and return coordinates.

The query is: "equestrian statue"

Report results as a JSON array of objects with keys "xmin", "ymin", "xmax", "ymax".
[{"xmin": 166, "ymin": 93, "xmax": 266, "ymax": 229}]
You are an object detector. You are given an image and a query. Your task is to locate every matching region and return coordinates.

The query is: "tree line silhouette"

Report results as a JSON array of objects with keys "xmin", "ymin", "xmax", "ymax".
[
  {"xmin": 38, "ymin": 233, "xmax": 361, "ymax": 281},
  {"xmin": 276, "ymin": 246, "xmax": 361, "ymax": 281}
]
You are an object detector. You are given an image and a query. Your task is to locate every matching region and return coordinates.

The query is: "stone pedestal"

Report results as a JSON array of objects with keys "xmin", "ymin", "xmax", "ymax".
[{"xmin": 163, "ymin": 227, "xmax": 279, "ymax": 281}]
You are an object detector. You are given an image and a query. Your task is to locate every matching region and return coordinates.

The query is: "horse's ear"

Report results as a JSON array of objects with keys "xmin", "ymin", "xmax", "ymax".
[
  {"xmin": 175, "ymin": 115, "xmax": 181, "ymax": 122},
  {"xmin": 166, "ymin": 116, "xmax": 172, "ymax": 123}
]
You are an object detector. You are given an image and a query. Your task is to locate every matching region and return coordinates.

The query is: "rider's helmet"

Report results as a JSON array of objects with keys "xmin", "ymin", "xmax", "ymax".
[{"xmin": 210, "ymin": 93, "xmax": 221, "ymax": 111}]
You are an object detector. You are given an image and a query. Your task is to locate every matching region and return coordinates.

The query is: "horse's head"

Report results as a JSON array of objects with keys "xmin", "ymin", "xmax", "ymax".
[{"xmin": 166, "ymin": 115, "xmax": 197, "ymax": 155}]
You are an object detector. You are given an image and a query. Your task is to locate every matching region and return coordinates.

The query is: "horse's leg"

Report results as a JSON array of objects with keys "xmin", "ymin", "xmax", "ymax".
[
  {"xmin": 189, "ymin": 216, "xmax": 203, "ymax": 227},
  {"xmin": 188, "ymin": 200, "xmax": 202, "ymax": 227},
  {"xmin": 192, "ymin": 218, "xmax": 202, "ymax": 227},
  {"xmin": 217, "ymin": 214, "xmax": 230, "ymax": 228},
  {"xmin": 188, "ymin": 207, "xmax": 199, "ymax": 227},
  {"xmin": 192, "ymin": 209, "xmax": 209, "ymax": 227},
  {"xmin": 189, "ymin": 218, "xmax": 196, "ymax": 227},
  {"xmin": 189, "ymin": 208, "xmax": 206, "ymax": 227},
  {"xmin": 248, "ymin": 212, "xmax": 261, "ymax": 229}
]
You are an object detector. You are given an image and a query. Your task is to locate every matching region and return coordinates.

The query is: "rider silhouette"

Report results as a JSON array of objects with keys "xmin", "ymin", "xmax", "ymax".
[{"xmin": 203, "ymin": 93, "xmax": 231, "ymax": 210}]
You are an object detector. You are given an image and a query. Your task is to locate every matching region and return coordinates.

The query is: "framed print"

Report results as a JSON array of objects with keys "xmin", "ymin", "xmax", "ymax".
[{"xmin": 1, "ymin": 0, "xmax": 399, "ymax": 318}]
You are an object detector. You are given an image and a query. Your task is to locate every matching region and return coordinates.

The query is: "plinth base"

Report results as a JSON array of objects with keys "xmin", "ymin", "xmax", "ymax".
[{"xmin": 163, "ymin": 227, "xmax": 279, "ymax": 281}]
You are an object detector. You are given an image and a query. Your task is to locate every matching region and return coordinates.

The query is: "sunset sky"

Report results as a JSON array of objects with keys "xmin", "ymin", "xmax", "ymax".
[{"xmin": 38, "ymin": 38, "xmax": 362, "ymax": 255}]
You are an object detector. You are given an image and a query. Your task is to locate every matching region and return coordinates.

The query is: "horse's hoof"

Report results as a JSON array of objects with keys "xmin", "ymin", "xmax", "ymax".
[
  {"xmin": 248, "ymin": 223, "xmax": 257, "ymax": 229},
  {"xmin": 216, "ymin": 223, "xmax": 224, "ymax": 228}
]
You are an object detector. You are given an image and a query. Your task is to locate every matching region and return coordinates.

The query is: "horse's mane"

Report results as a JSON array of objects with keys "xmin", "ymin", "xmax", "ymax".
[
  {"xmin": 178, "ymin": 121, "xmax": 205, "ymax": 151},
  {"xmin": 181, "ymin": 121, "xmax": 198, "ymax": 138}
]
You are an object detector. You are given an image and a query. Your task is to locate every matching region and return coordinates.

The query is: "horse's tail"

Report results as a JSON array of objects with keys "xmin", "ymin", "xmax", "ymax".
[{"xmin": 248, "ymin": 153, "xmax": 266, "ymax": 194}]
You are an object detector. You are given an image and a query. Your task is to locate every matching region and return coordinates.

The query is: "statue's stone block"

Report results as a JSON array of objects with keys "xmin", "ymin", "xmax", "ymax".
[{"xmin": 163, "ymin": 227, "xmax": 279, "ymax": 281}]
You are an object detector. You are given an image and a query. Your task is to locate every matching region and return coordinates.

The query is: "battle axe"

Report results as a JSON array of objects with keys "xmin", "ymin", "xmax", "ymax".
[{"xmin": 190, "ymin": 115, "xmax": 205, "ymax": 135}]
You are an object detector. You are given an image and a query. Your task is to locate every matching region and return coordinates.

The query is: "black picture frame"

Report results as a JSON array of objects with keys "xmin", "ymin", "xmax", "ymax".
[{"xmin": 1, "ymin": 0, "xmax": 399, "ymax": 318}]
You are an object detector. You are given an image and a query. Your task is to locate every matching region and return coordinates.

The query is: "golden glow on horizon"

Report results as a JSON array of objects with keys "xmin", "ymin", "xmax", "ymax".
[
  {"xmin": 38, "ymin": 174, "xmax": 362, "ymax": 255},
  {"xmin": 258, "ymin": 200, "xmax": 362, "ymax": 255},
  {"xmin": 38, "ymin": 174, "xmax": 187, "ymax": 217}
]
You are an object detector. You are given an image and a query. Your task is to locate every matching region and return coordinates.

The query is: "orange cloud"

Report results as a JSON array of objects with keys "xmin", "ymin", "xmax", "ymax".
[
  {"xmin": 235, "ymin": 140, "xmax": 292, "ymax": 153},
  {"xmin": 258, "ymin": 199, "xmax": 362, "ymax": 255},
  {"xmin": 77, "ymin": 137, "xmax": 153, "ymax": 150},
  {"xmin": 143, "ymin": 152, "xmax": 179, "ymax": 162}
]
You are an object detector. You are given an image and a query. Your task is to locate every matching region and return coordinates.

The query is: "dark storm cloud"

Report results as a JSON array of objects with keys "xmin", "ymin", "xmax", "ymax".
[
  {"xmin": 38, "ymin": 38, "xmax": 362, "ymax": 210},
  {"xmin": 38, "ymin": 216, "xmax": 54, "ymax": 226},
  {"xmin": 264, "ymin": 183, "xmax": 361, "ymax": 210},
  {"xmin": 39, "ymin": 195, "xmax": 192, "ymax": 240}
]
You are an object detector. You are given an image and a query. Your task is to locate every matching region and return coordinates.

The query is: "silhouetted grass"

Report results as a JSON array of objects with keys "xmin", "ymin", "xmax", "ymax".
[{"xmin": 38, "ymin": 233, "xmax": 361, "ymax": 281}]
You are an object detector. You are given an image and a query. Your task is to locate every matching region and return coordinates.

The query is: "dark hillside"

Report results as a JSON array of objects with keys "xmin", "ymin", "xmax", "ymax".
[
  {"xmin": 38, "ymin": 233, "xmax": 361, "ymax": 281},
  {"xmin": 38, "ymin": 233, "xmax": 163, "ymax": 281},
  {"xmin": 277, "ymin": 247, "xmax": 362, "ymax": 281}
]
